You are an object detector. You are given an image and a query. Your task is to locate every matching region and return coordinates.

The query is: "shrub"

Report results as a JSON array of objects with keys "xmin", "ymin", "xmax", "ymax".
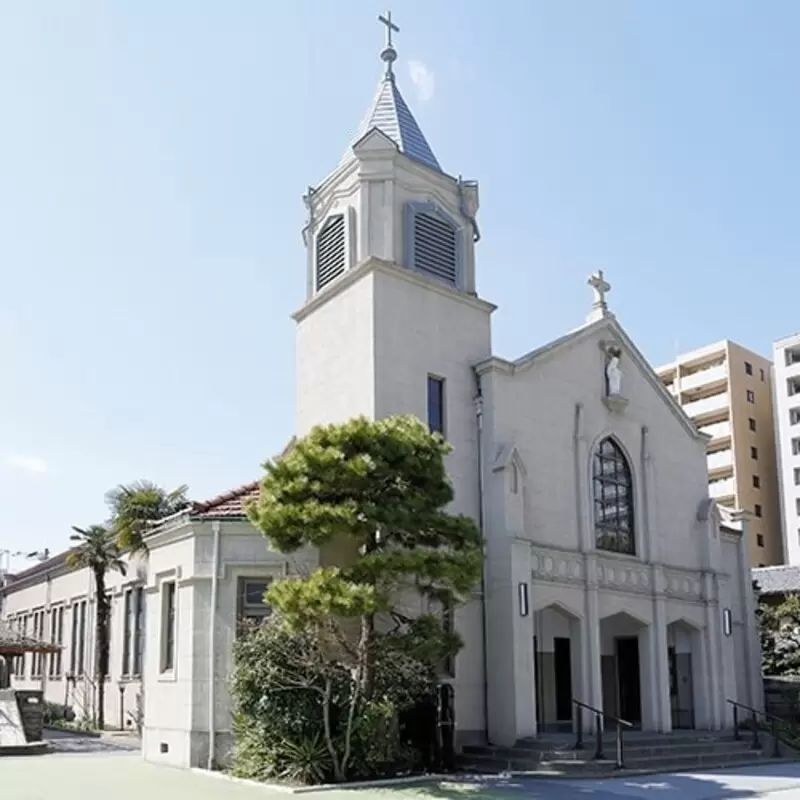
[{"xmin": 230, "ymin": 617, "xmax": 437, "ymax": 784}]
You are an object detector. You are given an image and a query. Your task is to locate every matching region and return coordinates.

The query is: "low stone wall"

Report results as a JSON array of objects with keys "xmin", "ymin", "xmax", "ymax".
[{"xmin": 14, "ymin": 690, "xmax": 44, "ymax": 742}]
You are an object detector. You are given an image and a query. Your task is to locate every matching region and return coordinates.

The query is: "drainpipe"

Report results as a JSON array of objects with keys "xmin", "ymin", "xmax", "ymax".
[
  {"xmin": 474, "ymin": 375, "xmax": 491, "ymax": 743},
  {"xmin": 208, "ymin": 520, "xmax": 221, "ymax": 770}
]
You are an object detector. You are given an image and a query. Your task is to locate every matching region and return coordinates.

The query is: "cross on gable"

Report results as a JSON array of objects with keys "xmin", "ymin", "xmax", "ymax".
[{"xmin": 588, "ymin": 270, "xmax": 611, "ymax": 307}]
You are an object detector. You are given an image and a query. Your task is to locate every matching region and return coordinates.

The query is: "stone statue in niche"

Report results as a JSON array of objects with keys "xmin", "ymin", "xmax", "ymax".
[{"xmin": 605, "ymin": 346, "xmax": 623, "ymax": 397}]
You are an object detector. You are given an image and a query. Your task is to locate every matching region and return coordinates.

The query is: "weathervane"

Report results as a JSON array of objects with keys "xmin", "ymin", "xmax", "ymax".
[{"xmin": 378, "ymin": 11, "xmax": 399, "ymax": 77}]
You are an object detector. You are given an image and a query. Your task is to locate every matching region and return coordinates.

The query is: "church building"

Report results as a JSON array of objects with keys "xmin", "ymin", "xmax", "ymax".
[{"xmin": 0, "ymin": 15, "xmax": 762, "ymax": 768}]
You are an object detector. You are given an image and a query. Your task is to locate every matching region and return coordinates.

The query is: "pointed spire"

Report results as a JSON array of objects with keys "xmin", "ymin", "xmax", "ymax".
[{"xmin": 341, "ymin": 12, "xmax": 441, "ymax": 172}]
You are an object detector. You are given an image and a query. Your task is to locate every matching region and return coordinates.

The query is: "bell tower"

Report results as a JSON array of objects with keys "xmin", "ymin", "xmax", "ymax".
[
  {"xmin": 292, "ymin": 12, "xmax": 496, "ymax": 743},
  {"xmin": 294, "ymin": 11, "xmax": 494, "ymax": 429}
]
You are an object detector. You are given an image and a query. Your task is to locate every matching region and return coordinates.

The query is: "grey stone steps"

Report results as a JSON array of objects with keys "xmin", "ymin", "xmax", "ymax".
[
  {"xmin": 457, "ymin": 734, "xmax": 797, "ymax": 778},
  {"xmin": 458, "ymin": 756, "xmax": 795, "ymax": 780},
  {"xmin": 464, "ymin": 739, "xmax": 760, "ymax": 762}
]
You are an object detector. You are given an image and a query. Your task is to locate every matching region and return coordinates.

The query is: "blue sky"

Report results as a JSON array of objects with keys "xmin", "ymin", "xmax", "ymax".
[{"xmin": 1, "ymin": 1, "xmax": 798, "ymax": 568}]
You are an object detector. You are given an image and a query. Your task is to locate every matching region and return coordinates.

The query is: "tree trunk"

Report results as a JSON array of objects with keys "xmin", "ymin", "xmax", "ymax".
[{"xmin": 93, "ymin": 568, "xmax": 108, "ymax": 730}]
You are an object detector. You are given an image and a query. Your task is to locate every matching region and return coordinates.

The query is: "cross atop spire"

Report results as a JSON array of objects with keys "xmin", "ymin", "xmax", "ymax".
[
  {"xmin": 587, "ymin": 270, "xmax": 611, "ymax": 323},
  {"xmin": 378, "ymin": 11, "xmax": 399, "ymax": 77}
]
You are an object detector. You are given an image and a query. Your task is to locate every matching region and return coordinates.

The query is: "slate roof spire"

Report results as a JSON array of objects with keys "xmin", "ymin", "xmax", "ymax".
[{"xmin": 341, "ymin": 12, "xmax": 441, "ymax": 172}]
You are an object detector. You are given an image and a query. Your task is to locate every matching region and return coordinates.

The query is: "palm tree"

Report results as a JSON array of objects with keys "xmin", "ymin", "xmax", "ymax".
[
  {"xmin": 66, "ymin": 525, "xmax": 126, "ymax": 730},
  {"xmin": 106, "ymin": 480, "xmax": 190, "ymax": 554}
]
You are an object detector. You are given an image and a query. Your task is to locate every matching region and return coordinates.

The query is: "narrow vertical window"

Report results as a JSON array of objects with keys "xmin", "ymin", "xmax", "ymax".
[
  {"xmin": 427, "ymin": 375, "xmax": 445, "ymax": 436},
  {"xmin": 122, "ymin": 590, "xmax": 132, "ymax": 676},
  {"xmin": 161, "ymin": 581, "xmax": 176, "ymax": 673},
  {"xmin": 133, "ymin": 587, "xmax": 144, "ymax": 677},
  {"xmin": 77, "ymin": 601, "xmax": 86, "ymax": 677},
  {"xmin": 70, "ymin": 604, "xmax": 78, "ymax": 675},
  {"xmin": 510, "ymin": 462, "xmax": 519, "ymax": 494},
  {"xmin": 48, "ymin": 610, "xmax": 58, "ymax": 677},
  {"xmin": 55, "ymin": 607, "xmax": 63, "ymax": 677}
]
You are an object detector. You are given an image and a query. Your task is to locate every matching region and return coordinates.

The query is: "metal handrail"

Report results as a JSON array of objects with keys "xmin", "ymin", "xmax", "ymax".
[
  {"xmin": 572, "ymin": 698, "xmax": 634, "ymax": 768},
  {"xmin": 726, "ymin": 698, "xmax": 787, "ymax": 758}
]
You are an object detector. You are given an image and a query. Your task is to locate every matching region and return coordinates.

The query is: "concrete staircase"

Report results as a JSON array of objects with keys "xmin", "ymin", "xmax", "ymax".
[{"xmin": 459, "ymin": 730, "xmax": 797, "ymax": 777}]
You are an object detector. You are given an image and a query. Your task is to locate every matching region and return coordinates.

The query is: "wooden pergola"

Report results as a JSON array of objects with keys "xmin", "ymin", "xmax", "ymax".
[{"xmin": 0, "ymin": 621, "xmax": 60, "ymax": 689}]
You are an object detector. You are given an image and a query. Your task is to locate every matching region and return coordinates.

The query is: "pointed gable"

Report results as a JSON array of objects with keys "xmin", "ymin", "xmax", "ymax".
[{"xmin": 475, "ymin": 315, "xmax": 706, "ymax": 444}]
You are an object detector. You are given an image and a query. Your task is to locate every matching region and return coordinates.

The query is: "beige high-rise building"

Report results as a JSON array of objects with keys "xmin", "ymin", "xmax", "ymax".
[{"xmin": 656, "ymin": 340, "xmax": 783, "ymax": 567}]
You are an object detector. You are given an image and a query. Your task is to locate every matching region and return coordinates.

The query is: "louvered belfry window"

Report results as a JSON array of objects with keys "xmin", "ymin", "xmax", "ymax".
[
  {"xmin": 412, "ymin": 207, "xmax": 458, "ymax": 286},
  {"xmin": 316, "ymin": 214, "xmax": 346, "ymax": 291}
]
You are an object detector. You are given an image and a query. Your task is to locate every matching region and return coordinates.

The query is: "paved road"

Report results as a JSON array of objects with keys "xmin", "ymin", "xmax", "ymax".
[{"xmin": 3, "ymin": 733, "xmax": 800, "ymax": 799}]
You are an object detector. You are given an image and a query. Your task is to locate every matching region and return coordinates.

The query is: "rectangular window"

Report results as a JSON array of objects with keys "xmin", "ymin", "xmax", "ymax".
[
  {"xmin": 31, "ymin": 610, "xmax": 45, "ymax": 678},
  {"xmin": 745, "ymin": 361, "xmax": 753, "ymax": 375},
  {"xmin": 760, "ymin": 368, "xmax": 765, "ymax": 382},
  {"xmin": 746, "ymin": 389, "xmax": 755, "ymax": 403},
  {"xmin": 755, "ymin": 504, "xmax": 763, "ymax": 518},
  {"xmin": 160, "ymin": 581, "xmax": 176, "ymax": 673},
  {"xmin": 133, "ymin": 587, "xmax": 145, "ymax": 677},
  {"xmin": 749, "ymin": 417, "xmax": 757, "ymax": 431},
  {"xmin": 122, "ymin": 590, "xmax": 132, "ymax": 676},
  {"xmin": 237, "ymin": 578, "xmax": 272, "ymax": 635},
  {"xmin": 757, "ymin": 534, "xmax": 765, "ymax": 547},
  {"xmin": 793, "ymin": 438, "xmax": 800, "ymax": 457},
  {"xmin": 427, "ymin": 376, "xmax": 445, "ymax": 436},
  {"xmin": 753, "ymin": 475, "xmax": 760, "ymax": 488},
  {"xmin": 48, "ymin": 606, "xmax": 64, "ymax": 678},
  {"xmin": 797, "ymin": 498, "xmax": 800, "ymax": 517},
  {"xmin": 70, "ymin": 604, "xmax": 78, "ymax": 676},
  {"xmin": 791, "ymin": 408, "xmax": 800, "ymax": 426},
  {"xmin": 795, "ymin": 467, "xmax": 800, "ymax": 486},
  {"xmin": 67, "ymin": 600, "xmax": 88, "ymax": 678},
  {"xmin": 751, "ymin": 446, "xmax": 758, "ymax": 460}
]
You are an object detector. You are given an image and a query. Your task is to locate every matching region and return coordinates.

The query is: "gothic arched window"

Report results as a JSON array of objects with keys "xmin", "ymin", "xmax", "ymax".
[{"xmin": 592, "ymin": 437, "xmax": 635, "ymax": 555}]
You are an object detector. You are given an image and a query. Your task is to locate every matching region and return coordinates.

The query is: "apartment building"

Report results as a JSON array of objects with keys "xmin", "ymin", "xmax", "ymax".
[
  {"xmin": 657, "ymin": 340, "xmax": 783, "ymax": 567},
  {"xmin": 773, "ymin": 333, "xmax": 800, "ymax": 564}
]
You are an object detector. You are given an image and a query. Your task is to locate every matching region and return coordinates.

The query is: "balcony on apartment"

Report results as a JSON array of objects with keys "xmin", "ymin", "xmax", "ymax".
[
  {"xmin": 707, "ymin": 447, "xmax": 734, "ymax": 477},
  {"xmin": 683, "ymin": 390, "xmax": 730, "ymax": 423},
  {"xmin": 679, "ymin": 362, "xmax": 728, "ymax": 396},
  {"xmin": 709, "ymin": 476, "xmax": 736, "ymax": 503},
  {"xmin": 699, "ymin": 419, "xmax": 732, "ymax": 444}
]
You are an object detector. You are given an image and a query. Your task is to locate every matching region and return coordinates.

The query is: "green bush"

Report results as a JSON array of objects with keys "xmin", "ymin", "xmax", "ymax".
[
  {"xmin": 43, "ymin": 702, "xmax": 75, "ymax": 726},
  {"xmin": 230, "ymin": 617, "xmax": 437, "ymax": 784}
]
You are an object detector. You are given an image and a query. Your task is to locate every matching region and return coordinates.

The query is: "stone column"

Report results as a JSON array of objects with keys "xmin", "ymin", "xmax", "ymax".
[
  {"xmin": 703, "ymin": 572, "xmax": 723, "ymax": 729},
  {"xmin": 652, "ymin": 592, "xmax": 671, "ymax": 732},
  {"xmin": 584, "ymin": 576, "xmax": 603, "ymax": 727}
]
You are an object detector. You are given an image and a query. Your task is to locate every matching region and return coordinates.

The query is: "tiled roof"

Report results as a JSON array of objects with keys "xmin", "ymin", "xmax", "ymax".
[
  {"xmin": 343, "ymin": 73, "xmax": 441, "ymax": 172},
  {"xmin": 190, "ymin": 481, "xmax": 260, "ymax": 519},
  {"xmin": 753, "ymin": 565, "xmax": 800, "ymax": 596}
]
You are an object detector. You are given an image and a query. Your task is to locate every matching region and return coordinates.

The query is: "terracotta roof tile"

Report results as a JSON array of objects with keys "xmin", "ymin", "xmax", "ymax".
[{"xmin": 190, "ymin": 480, "xmax": 260, "ymax": 518}]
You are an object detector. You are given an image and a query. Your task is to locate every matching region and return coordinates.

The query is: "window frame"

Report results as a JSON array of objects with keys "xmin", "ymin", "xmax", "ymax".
[
  {"xmin": 160, "ymin": 581, "xmax": 177, "ymax": 674},
  {"xmin": 592, "ymin": 437, "xmax": 636, "ymax": 556},
  {"xmin": 236, "ymin": 577, "xmax": 273, "ymax": 635},
  {"xmin": 404, "ymin": 201, "xmax": 464, "ymax": 290},
  {"xmin": 746, "ymin": 389, "xmax": 755, "ymax": 403},
  {"xmin": 313, "ymin": 208, "xmax": 355, "ymax": 293},
  {"xmin": 427, "ymin": 374, "xmax": 446, "ymax": 437},
  {"xmin": 745, "ymin": 361, "xmax": 753, "ymax": 375}
]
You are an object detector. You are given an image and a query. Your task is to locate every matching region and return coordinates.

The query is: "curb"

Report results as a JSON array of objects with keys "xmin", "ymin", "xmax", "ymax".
[{"xmin": 189, "ymin": 768, "xmax": 449, "ymax": 794}]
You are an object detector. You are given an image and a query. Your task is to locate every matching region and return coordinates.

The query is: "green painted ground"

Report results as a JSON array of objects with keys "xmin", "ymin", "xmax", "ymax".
[{"xmin": 1, "ymin": 753, "xmax": 519, "ymax": 800}]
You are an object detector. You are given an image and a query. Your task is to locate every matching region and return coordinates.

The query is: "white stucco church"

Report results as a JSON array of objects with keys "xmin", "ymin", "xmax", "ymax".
[{"xmin": 0, "ymin": 14, "xmax": 762, "ymax": 768}]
